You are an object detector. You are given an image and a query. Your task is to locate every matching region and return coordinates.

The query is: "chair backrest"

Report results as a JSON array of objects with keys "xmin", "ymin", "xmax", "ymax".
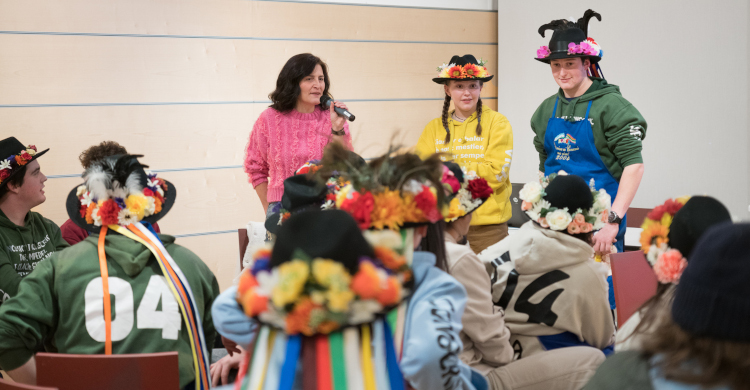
[
  {"xmin": 0, "ymin": 378, "xmax": 57, "ymax": 390},
  {"xmin": 610, "ymin": 251, "xmax": 658, "ymax": 328},
  {"xmin": 239, "ymin": 228, "xmax": 249, "ymax": 270},
  {"xmin": 36, "ymin": 352, "xmax": 179, "ymax": 390},
  {"xmin": 626, "ymin": 207, "xmax": 651, "ymax": 228},
  {"xmin": 507, "ymin": 183, "xmax": 531, "ymax": 228}
]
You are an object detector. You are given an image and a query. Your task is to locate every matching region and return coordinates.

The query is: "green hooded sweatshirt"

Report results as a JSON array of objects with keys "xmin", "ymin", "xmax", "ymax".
[
  {"xmin": 0, "ymin": 233, "xmax": 220, "ymax": 388},
  {"xmin": 0, "ymin": 209, "xmax": 68, "ymax": 306},
  {"xmin": 531, "ymin": 78, "xmax": 647, "ymax": 180}
]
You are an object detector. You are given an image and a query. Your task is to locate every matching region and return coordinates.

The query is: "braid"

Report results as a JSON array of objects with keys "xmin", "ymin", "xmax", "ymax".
[
  {"xmin": 441, "ymin": 95, "xmax": 451, "ymax": 144},
  {"xmin": 475, "ymin": 98, "xmax": 483, "ymax": 137}
]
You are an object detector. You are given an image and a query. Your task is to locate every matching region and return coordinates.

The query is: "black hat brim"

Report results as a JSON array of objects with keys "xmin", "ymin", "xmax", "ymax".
[
  {"xmin": 1, "ymin": 148, "xmax": 49, "ymax": 188},
  {"xmin": 265, "ymin": 212, "xmax": 282, "ymax": 235},
  {"xmin": 535, "ymin": 53, "xmax": 601, "ymax": 64},
  {"xmin": 432, "ymin": 75, "xmax": 494, "ymax": 85},
  {"xmin": 66, "ymin": 179, "xmax": 177, "ymax": 233}
]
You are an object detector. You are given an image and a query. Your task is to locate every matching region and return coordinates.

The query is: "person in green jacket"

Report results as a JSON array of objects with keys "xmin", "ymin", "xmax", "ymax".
[
  {"xmin": 0, "ymin": 137, "xmax": 68, "ymax": 307},
  {"xmin": 0, "ymin": 154, "xmax": 219, "ymax": 390},
  {"xmin": 531, "ymin": 10, "xmax": 646, "ymax": 254}
]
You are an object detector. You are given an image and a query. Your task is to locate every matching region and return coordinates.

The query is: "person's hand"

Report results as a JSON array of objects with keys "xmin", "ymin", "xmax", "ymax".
[
  {"xmin": 593, "ymin": 223, "xmax": 619, "ymax": 254},
  {"xmin": 222, "ymin": 335, "xmax": 241, "ymax": 357},
  {"xmin": 210, "ymin": 349, "xmax": 244, "ymax": 387},
  {"xmin": 330, "ymin": 100, "xmax": 348, "ymax": 132}
]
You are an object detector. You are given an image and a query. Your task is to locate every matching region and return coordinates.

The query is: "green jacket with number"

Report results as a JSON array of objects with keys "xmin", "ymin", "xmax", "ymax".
[
  {"xmin": 0, "ymin": 208, "xmax": 68, "ymax": 307},
  {"xmin": 0, "ymin": 232, "xmax": 220, "ymax": 388}
]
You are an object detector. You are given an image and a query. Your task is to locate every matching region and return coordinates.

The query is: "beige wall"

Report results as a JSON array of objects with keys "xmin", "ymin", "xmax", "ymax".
[
  {"xmin": 0, "ymin": 0, "xmax": 498, "ymax": 290},
  {"xmin": 498, "ymin": 1, "xmax": 749, "ymax": 220}
]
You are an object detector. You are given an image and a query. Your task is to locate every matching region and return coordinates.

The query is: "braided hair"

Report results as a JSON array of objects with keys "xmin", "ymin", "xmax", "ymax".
[
  {"xmin": 441, "ymin": 95, "xmax": 452, "ymax": 144},
  {"xmin": 475, "ymin": 97, "xmax": 483, "ymax": 137}
]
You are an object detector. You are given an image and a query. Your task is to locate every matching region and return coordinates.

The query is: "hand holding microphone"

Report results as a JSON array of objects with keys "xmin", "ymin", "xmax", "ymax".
[{"xmin": 320, "ymin": 96, "xmax": 356, "ymax": 122}]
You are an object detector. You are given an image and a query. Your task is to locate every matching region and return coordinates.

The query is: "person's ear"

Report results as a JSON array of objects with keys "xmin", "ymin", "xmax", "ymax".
[
  {"xmin": 5, "ymin": 181, "xmax": 21, "ymax": 194},
  {"xmin": 444, "ymin": 84, "xmax": 450, "ymax": 96}
]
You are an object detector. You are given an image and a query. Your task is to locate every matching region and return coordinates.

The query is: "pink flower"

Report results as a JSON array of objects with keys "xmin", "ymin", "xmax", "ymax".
[
  {"xmin": 441, "ymin": 168, "xmax": 460, "ymax": 194},
  {"xmin": 580, "ymin": 223, "xmax": 593, "ymax": 233},
  {"xmin": 536, "ymin": 46, "xmax": 551, "ymax": 59},
  {"xmin": 521, "ymin": 201, "xmax": 533, "ymax": 211},
  {"xmin": 579, "ymin": 42, "xmax": 597, "ymax": 55},
  {"xmin": 574, "ymin": 213, "xmax": 586, "ymax": 224},
  {"xmin": 538, "ymin": 218, "xmax": 549, "ymax": 228},
  {"xmin": 567, "ymin": 223, "xmax": 582, "ymax": 235},
  {"xmin": 568, "ymin": 42, "xmax": 583, "ymax": 54},
  {"xmin": 653, "ymin": 249, "xmax": 688, "ymax": 284}
]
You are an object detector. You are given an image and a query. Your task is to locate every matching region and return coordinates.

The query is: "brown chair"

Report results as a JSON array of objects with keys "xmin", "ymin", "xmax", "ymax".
[
  {"xmin": 626, "ymin": 207, "xmax": 651, "ymax": 228},
  {"xmin": 35, "ymin": 352, "xmax": 179, "ymax": 390},
  {"xmin": 0, "ymin": 378, "xmax": 57, "ymax": 390},
  {"xmin": 238, "ymin": 228, "xmax": 249, "ymax": 270},
  {"xmin": 610, "ymin": 251, "xmax": 658, "ymax": 328}
]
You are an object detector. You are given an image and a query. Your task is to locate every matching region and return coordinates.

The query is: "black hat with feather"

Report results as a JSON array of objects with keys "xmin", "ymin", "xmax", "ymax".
[
  {"xmin": 66, "ymin": 154, "xmax": 176, "ymax": 232},
  {"xmin": 535, "ymin": 9, "xmax": 603, "ymax": 66}
]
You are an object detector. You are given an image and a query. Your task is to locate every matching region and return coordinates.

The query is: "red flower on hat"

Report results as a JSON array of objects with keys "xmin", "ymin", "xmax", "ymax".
[
  {"xmin": 340, "ymin": 191, "xmax": 374, "ymax": 230},
  {"xmin": 0, "ymin": 170, "xmax": 9, "ymax": 181},
  {"xmin": 441, "ymin": 169, "xmax": 460, "ymax": 194},
  {"xmin": 97, "ymin": 199, "xmax": 121, "ymax": 226},
  {"xmin": 647, "ymin": 199, "xmax": 684, "ymax": 221},
  {"xmin": 467, "ymin": 178, "xmax": 493, "ymax": 199},
  {"xmin": 20, "ymin": 150, "xmax": 32, "ymax": 161}
]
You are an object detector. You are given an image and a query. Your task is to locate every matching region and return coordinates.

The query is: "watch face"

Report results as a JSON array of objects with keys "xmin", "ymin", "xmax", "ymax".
[{"xmin": 608, "ymin": 211, "xmax": 618, "ymax": 223}]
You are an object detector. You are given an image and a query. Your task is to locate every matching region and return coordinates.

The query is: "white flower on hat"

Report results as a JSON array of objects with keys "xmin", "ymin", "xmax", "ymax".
[
  {"xmin": 363, "ymin": 229, "xmax": 403, "ymax": 250},
  {"xmin": 557, "ymin": 170, "xmax": 569, "ymax": 176},
  {"xmin": 402, "ymin": 179, "xmax": 423, "ymax": 195},
  {"xmin": 321, "ymin": 200, "xmax": 335, "ymax": 210},
  {"xmin": 0, "ymin": 160, "xmax": 11, "ymax": 171},
  {"xmin": 546, "ymin": 208, "xmax": 573, "ymax": 231},
  {"xmin": 117, "ymin": 208, "xmax": 139, "ymax": 226},
  {"xmin": 519, "ymin": 181, "xmax": 544, "ymax": 203},
  {"xmin": 349, "ymin": 300, "xmax": 383, "ymax": 324},
  {"xmin": 527, "ymin": 199, "xmax": 551, "ymax": 221},
  {"xmin": 592, "ymin": 189, "xmax": 612, "ymax": 214},
  {"xmin": 144, "ymin": 197, "xmax": 156, "ymax": 216},
  {"xmin": 80, "ymin": 191, "xmax": 93, "ymax": 206},
  {"xmin": 76, "ymin": 185, "xmax": 87, "ymax": 197},
  {"xmin": 91, "ymin": 206, "xmax": 102, "ymax": 225}
]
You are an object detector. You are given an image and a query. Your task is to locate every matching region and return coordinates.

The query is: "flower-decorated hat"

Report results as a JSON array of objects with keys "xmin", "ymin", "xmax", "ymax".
[
  {"xmin": 518, "ymin": 171, "xmax": 611, "ymax": 234},
  {"xmin": 236, "ymin": 210, "xmax": 412, "ymax": 388},
  {"xmin": 433, "ymin": 54, "xmax": 493, "ymax": 84},
  {"xmin": 441, "ymin": 162, "xmax": 493, "ymax": 222},
  {"xmin": 0, "ymin": 137, "xmax": 49, "ymax": 188},
  {"xmin": 312, "ymin": 143, "xmax": 446, "ymax": 231},
  {"xmin": 535, "ymin": 9, "xmax": 603, "ymax": 74},
  {"xmin": 640, "ymin": 196, "xmax": 731, "ymax": 285},
  {"xmin": 65, "ymin": 154, "xmax": 176, "ymax": 232}
]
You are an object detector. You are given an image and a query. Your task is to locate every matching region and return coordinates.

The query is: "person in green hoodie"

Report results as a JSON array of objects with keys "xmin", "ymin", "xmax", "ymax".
[
  {"xmin": 0, "ymin": 154, "xmax": 219, "ymax": 390},
  {"xmin": 531, "ymin": 10, "xmax": 646, "ymax": 254},
  {"xmin": 0, "ymin": 137, "xmax": 68, "ymax": 308}
]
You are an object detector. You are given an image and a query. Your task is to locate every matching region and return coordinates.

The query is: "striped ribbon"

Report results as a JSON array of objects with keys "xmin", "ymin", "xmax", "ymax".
[
  {"xmin": 96, "ymin": 227, "xmax": 113, "ymax": 355},
  {"xmin": 109, "ymin": 223, "xmax": 211, "ymax": 390}
]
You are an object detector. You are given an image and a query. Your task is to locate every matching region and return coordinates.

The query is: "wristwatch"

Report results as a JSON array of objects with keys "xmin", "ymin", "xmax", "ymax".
[
  {"xmin": 331, "ymin": 127, "xmax": 345, "ymax": 136},
  {"xmin": 608, "ymin": 211, "xmax": 622, "ymax": 224}
]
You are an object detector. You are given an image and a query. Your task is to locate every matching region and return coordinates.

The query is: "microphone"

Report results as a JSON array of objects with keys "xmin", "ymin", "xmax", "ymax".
[{"xmin": 320, "ymin": 96, "xmax": 356, "ymax": 122}]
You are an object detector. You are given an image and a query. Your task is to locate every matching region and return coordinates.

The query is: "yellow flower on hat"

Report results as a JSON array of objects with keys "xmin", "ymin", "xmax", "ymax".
[
  {"xmin": 272, "ymin": 260, "xmax": 310, "ymax": 307},
  {"xmin": 125, "ymin": 194, "xmax": 149, "ymax": 220}
]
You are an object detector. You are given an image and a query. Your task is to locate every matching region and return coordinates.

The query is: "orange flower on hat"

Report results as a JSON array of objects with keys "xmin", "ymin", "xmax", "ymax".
[
  {"xmin": 286, "ymin": 297, "xmax": 318, "ymax": 335},
  {"xmin": 240, "ymin": 290, "xmax": 268, "ymax": 317},
  {"xmin": 377, "ymin": 277, "xmax": 402, "ymax": 306},
  {"xmin": 374, "ymin": 246, "xmax": 406, "ymax": 271},
  {"xmin": 371, "ymin": 189, "xmax": 405, "ymax": 231},
  {"xmin": 447, "ymin": 65, "xmax": 464, "ymax": 79},
  {"xmin": 351, "ymin": 261, "xmax": 382, "ymax": 299},
  {"xmin": 401, "ymin": 195, "xmax": 425, "ymax": 223},
  {"xmin": 462, "ymin": 63, "xmax": 481, "ymax": 78},
  {"xmin": 84, "ymin": 203, "xmax": 97, "ymax": 224},
  {"xmin": 640, "ymin": 222, "xmax": 669, "ymax": 254},
  {"xmin": 15, "ymin": 155, "xmax": 27, "ymax": 166},
  {"xmin": 653, "ymin": 249, "xmax": 687, "ymax": 284}
]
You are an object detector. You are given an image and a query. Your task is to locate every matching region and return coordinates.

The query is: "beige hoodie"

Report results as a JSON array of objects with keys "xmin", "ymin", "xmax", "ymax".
[
  {"xmin": 479, "ymin": 221, "xmax": 614, "ymax": 360},
  {"xmin": 445, "ymin": 233, "xmax": 514, "ymax": 375}
]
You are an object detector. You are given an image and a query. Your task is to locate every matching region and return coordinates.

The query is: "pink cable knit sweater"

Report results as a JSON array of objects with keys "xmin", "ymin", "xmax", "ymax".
[{"xmin": 244, "ymin": 106, "xmax": 352, "ymax": 203}]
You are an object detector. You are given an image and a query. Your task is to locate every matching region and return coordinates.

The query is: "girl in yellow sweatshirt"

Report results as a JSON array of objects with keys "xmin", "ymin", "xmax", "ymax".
[{"xmin": 416, "ymin": 55, "xmax": 514, "ymax": 253}]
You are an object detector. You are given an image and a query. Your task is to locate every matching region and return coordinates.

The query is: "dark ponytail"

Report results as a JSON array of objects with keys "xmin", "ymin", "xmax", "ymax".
[
  {"xmin": 441, "ymin": 95, "xmax": 452, "ymax": 144},
  {"xmin": 475, "ymin": 97, "xmax": 483, "ymax": 136},
  {"xmin": 419, "ymin": 220, "xmax": 449, "ymax": 272}
]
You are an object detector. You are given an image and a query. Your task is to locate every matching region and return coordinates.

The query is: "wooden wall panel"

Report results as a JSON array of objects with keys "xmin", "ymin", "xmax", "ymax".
[
  {"xmin": 177, "ymin": 233, "xmax": 241, "ymax": 292},
  {"xmin": 0, "ymin": 0, "xmax": 497, "ymax": 43},
  {"xmin": 0, "ymin": 35, "xmax": 498, "ymax": 105},
  {"xmin": 6, "ymin": 98, "xmax": 498, "ymax": 176}
]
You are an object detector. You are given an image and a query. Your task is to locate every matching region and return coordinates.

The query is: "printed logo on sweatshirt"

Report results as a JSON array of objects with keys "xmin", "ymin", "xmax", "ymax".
[
  {"xmin": 428, "ymin": 297, "xmax": 463, "ymax": 390},
  {"xmin": 558, "ymin": 116, "xmax": 594, "ymax": 126},
  {"xmin": 7, "ymin": 234, "xmax": 54, "ymax": 276},
  {"xmin": 0, "ymin": 287, "xmax": 8, "ymax": 303},
  {"xmin": 629, "ymin": 125, "xmax": 644, "ymax": 141}
]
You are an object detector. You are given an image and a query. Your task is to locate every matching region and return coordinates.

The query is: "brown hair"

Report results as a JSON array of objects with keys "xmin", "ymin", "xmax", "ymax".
[
  {"xmin": 440, "ymin": 81, "xmax": 484, "ymax": 144},
  {"xmin": 641, "ymin": 314, "xmax": 750, "ymax": 389},
  {"xmin": 420, "ymin": 220, "xmax": 448, "ymax": 272},
  {"xmin": 269, "ymin": 53, "xmax": 331, "ymax": 113},
  {"xmin": 79, "ymin": 141, "xmax": 128, "ymax": 169}
]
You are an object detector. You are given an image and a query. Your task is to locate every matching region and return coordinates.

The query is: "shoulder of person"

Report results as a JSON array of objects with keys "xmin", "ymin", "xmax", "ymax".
[
  {"xmin": 481, "ymin": 106, "xmax": 510, "ymax": 124},
  {"xmin": 583, "ymin": 350, "xmax": 654, "ymax": 390},
  {"xmin": 28, "ymin": 212, "xmax": 63, "ymax": 234},
  {"xmin": 446, "ymin": 240, "xmax": 479, "ymax": 270}
]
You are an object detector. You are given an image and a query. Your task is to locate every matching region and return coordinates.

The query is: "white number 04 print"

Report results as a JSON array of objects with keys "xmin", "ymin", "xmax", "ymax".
[{"xmin": 84, "ymin": 275, "xmax": 182, "ymax": 342}]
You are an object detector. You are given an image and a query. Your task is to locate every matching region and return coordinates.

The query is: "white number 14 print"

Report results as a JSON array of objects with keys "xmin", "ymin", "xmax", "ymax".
[{"xmin": 84, "ymin": 275, "xmax": 182, "ymax": 342}]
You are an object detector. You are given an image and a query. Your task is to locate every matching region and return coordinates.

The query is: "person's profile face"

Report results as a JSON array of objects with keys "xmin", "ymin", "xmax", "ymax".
[
  {"xmin": 550, "ymin": 58, "xmax": 589, "ymax": 91},
  {"xmin": 297, "ymin": 64, "xmax": 326, "ymax": 107},
  {"xmin": 15, "ymin": 159, "xmax": 47, "ymax": 208}
]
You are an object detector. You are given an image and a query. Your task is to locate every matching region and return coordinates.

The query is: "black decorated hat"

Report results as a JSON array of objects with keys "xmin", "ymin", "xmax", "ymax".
[
  {"xmin": 672, "ymin": 223, "xmax": 750, "ymax": 341},
  {"xmin": 66, "ymin": 154, "xmax": 176, "ymax": 232},
  {"xmin": 433, "ymin": 54, "xmax": 494, "ymax": 84},
  {"xmin": 441, "ymin": 161, "xmax": 493, "ymax": 222},
  {"xmin": 668, "ymin": 196, "xmax": 732, "ymax": 259},
  {"xmin": 0, "ymin": 137, "xmax": 49, "ymax": 189},
  {"xmin": 544, "ymin": 175, "xmax": 594, "ymax": 212},
  {"xmin": 535, "ymin": 10, "xmax": 603, "ymax": 64},
  {"xmin": 264, "ymin": 174, "xmax": 328, "ymax": 235}
]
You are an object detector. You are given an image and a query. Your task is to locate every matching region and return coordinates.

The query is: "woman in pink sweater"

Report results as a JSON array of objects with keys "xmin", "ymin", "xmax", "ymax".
[{"xmin": 244, "ymin": 53, "xmax": 352, "ymax": 216}]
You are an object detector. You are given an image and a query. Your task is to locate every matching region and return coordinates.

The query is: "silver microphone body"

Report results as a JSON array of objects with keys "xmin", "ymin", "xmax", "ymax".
[{"xmin": 320, "ymin": 96, "xmax": 356, "ymax": 122}]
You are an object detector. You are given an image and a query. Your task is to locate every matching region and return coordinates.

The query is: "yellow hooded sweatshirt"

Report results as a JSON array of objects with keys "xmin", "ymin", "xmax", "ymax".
[{"xmin": 416, "ymin": 105, "xmax": 513, "ymax": 226}]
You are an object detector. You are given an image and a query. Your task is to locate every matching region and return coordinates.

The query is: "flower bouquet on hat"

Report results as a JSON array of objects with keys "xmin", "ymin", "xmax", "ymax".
[
  {"xmin": 440, "ymin": 161, "xmax": 493, "ymax": 222},
  {"xmin": 0, "ymin": 137, "xmax": 49, "ymax": 186}
]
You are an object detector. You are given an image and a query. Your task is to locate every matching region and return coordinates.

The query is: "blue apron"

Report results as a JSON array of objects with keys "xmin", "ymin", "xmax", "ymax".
[{"xmin": 543, "ymin": 97, "xmax": 626, "ymax": 253}]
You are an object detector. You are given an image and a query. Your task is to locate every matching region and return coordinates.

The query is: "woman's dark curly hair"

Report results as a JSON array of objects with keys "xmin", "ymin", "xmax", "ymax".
[{"xmin": 269, "ymin": 53, "xmax": 332, "ymax": 112}]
